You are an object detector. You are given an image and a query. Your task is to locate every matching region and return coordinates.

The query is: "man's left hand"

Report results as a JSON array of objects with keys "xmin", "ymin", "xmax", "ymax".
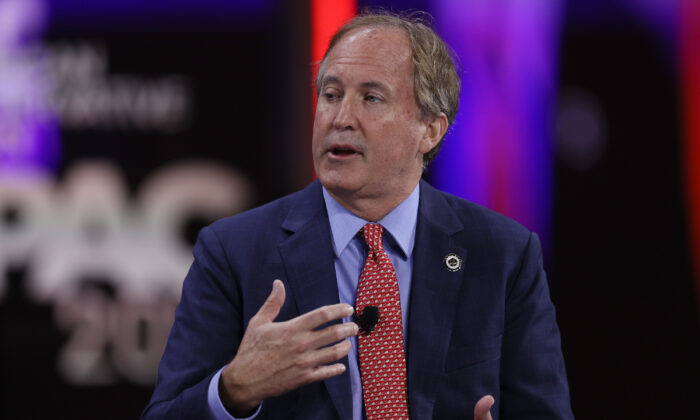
[{"xmin": 474, "ymin": 395, "xmax": 494, "ymax": 420}]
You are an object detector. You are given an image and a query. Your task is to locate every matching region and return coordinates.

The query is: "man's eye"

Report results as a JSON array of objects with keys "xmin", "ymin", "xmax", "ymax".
[
  {"xmin": 365, "ymin": 95, "xmax": 381, "ymax": 103},
  {"xmin": 323, "ymin": 92, "xmax": 339, "ymax": 101}
]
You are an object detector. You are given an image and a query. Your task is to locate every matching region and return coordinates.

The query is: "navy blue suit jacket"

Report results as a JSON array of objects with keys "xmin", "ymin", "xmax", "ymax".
[{"xmin": 143, "ymin": 180, "xmax": 573, "ymax": 419}]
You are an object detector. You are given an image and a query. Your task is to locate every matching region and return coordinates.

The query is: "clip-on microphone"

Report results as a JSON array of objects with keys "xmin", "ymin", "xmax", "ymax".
[{"xmin": 354, "ymin": 305, "xmax": 379, "ymax": 334}]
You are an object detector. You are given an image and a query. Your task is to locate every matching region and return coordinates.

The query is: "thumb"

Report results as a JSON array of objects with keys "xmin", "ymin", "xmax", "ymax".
[
  {"xmin": 252, "ymin": 279, "xmax": 286, "ymax": 324},
  {"xmin": 474, "ymin": 395, "xmax": 494, "ymax": 420}
]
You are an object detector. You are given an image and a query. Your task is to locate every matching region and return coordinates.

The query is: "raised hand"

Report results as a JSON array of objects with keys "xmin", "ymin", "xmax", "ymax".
[{"xmin": 219, "ymin": 279, "xmax": 358, "ymax": 417}]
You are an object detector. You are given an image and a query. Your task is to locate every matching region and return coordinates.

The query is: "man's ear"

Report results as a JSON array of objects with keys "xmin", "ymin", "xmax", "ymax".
[{"xmin": 419, "ymin": 112, "xmax": 448, "ymax": 154}]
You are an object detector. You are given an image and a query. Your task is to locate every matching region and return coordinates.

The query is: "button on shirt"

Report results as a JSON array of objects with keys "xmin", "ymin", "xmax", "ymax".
[{"xmin": 206, "ymin": 184, "xmax": 419, "ymax": 420}]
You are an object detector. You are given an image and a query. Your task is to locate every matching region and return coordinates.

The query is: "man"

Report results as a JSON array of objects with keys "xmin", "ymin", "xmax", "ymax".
[{"xmin": 143, "ymin": 11, "xmax": 573, "ymax": 420}]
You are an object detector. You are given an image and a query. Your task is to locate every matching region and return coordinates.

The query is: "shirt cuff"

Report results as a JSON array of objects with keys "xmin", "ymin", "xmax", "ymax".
[{"xmin": 207, "ymin": 366, "xmax": 262, "ymax": 420}]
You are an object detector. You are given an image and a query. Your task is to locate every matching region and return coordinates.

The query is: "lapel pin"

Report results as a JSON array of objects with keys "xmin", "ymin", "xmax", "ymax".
[{"xmin": 443, "ymin": 253, "xmax": 462, "ymax": 272}]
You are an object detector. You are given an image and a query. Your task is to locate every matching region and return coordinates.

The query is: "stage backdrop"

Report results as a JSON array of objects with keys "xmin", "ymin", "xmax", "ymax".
[{"xmin": 0, "ymin": 0, "xmax": 313, "ymax": 418}]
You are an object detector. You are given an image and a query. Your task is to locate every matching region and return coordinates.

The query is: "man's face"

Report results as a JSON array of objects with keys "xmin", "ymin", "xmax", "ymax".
[{"xmin": 312, "ymin": 27, "xmax": 437, "ymax": 210}]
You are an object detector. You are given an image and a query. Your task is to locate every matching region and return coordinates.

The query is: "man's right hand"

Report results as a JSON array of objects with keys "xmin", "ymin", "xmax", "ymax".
[{"xmin": 219, "ymin": 279, "xmax": 358, "ymax": 417}]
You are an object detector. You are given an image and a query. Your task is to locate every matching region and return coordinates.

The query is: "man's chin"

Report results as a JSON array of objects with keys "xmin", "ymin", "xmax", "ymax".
[
  {"xmin": 318, "ymin": 173, "xmax": 361, "ymax": 195},
  {"xmin": 319, "ymin": 179, "xmax": 357, "ymax": 194}
]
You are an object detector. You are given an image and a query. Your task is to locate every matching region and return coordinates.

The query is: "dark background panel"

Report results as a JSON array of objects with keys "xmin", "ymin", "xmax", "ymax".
[
  {"xmin": 552, "ymin": 9, "xmax": 700, "ymax": 418},
  {"xmin": 1, "ymin": 1, "xmax": 311, "ymax": 418}
]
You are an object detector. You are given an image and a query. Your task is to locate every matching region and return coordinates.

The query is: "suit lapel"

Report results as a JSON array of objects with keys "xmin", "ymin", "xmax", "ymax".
[
  {"xmin": 407, "ymin": 181, "xmax": 466, "ymax": 419},
  {"xmin": 278, "ymin": 181, "xmax": 352, "ymax": 420}
]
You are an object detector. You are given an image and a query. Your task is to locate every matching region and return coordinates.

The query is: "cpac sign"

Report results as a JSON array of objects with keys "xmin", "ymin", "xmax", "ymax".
[{"xmin": 0, "ymin": 161, "xmax": 251, "ymax": 385}]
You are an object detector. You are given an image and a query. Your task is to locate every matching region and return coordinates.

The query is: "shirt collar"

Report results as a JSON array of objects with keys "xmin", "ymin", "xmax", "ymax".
[{"xmin": 322, "ymin": 184, "xmax": 420, "ymax": 259}]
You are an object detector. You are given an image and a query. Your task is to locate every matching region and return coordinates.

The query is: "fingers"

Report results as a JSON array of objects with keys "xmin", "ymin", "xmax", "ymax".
[
  {"xmin": 253, "ymin": 281, "xmax": 353, "ymax": 331},
  {"xmin": 307, "ymin": 339, "xmax": 353, "ymax": 368},
  {"xmin": 304, "ymin": 362, "xmax": 347, "ymax": 384},
  {"xmin": 308, "ymin": 321, "xmax": 358, "ymax": 350},
  {"xmin": 290, "ymin": 341, "xmax": 351, "ymax": 386},
  {"xmin": 296, "ymin": 302, "xmax": 355, "ymax": 330},
  {"xmin": 474, "ymin": 395, "xmax": 495, "ymax": 420},
  {"xmin": 252, "ymin": 279, "xmax": 286, "ymax": 325}
]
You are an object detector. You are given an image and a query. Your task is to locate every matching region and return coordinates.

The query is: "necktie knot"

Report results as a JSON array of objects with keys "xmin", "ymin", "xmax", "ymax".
[{"xmin": 361, "ymin": 223, "xmax": 384, "ymax": 253}]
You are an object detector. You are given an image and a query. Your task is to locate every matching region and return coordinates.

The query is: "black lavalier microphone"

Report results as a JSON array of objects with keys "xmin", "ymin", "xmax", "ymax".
[{"xmin": 354, "ymin": 305, "xmax": 379, "ymax": 334}]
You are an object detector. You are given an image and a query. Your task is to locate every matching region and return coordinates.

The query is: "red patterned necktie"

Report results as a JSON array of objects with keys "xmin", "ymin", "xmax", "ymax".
[{"xmin": 356, "ymin": 223, "xmax": 410, "ymax": 419}]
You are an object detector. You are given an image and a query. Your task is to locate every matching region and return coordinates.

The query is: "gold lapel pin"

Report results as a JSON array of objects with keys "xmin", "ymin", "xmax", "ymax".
[{"xmin": 443, "ymin": 253, "xmax": 462, "ymax": 272}]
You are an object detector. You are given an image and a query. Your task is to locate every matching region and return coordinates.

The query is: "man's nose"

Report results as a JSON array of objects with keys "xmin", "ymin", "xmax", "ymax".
[{"xmin": 333, "ymin": 97, "xmax": 357, "ymax": 131}]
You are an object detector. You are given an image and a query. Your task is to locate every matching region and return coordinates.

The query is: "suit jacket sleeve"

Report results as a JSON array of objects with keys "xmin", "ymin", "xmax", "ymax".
[
  {"xmin": 141, "ymin": 183, "xmax": 346, "ymax": 420},
  {"xmin": 142, "ymin": 225, "xmax": 245, "ymax": 420},
  {"xmin": 499, "ymin": 232, "xmax": 573, "ymax": 419}
]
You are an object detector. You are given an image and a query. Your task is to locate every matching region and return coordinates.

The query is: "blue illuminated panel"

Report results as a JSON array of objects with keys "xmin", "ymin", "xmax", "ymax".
[{"xmin": 431, "ymin": 1, "xmax": 563, "ymax": 254}]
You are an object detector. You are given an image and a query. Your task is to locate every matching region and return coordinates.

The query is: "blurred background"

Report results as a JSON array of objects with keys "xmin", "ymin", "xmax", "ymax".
[{"xmin": 1, "ymin": 0, "xmax": 699, "ymax": 418}]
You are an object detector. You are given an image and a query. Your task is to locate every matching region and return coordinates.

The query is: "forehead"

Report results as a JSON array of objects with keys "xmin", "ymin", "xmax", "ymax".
[{"xmin": 323, "ymin": 27, "xmax": 413, "ymax": 84}]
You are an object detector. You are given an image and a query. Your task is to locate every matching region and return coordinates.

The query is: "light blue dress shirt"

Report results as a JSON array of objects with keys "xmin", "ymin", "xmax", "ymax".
[{"xmin": 207, "ymin": 184, "xmax": 420, "ymax": 420}]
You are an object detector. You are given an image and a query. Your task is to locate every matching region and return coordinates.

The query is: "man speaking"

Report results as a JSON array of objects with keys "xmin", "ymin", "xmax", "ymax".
[{"xmin": 143, "ymin": 11, "xmax": 574, "ymax": 420}]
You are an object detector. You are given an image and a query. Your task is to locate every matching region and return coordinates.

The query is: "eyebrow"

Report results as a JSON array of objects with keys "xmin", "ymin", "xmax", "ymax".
[
  {"xmin": 360, "ymin": 81, "xmax": 389, "ymax": 92},
  {"xmin": 321, "ymin": 76, "xmax": 390, "ymax": 93},
  {"xmin": 320, "ymin": 75, "xmax": 342, "ymax": 88}
]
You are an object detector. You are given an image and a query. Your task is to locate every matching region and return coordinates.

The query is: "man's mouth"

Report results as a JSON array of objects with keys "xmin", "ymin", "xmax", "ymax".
[{"xmin": 328, "ymin": 145, "xmax": 361, "ymax": 158}]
